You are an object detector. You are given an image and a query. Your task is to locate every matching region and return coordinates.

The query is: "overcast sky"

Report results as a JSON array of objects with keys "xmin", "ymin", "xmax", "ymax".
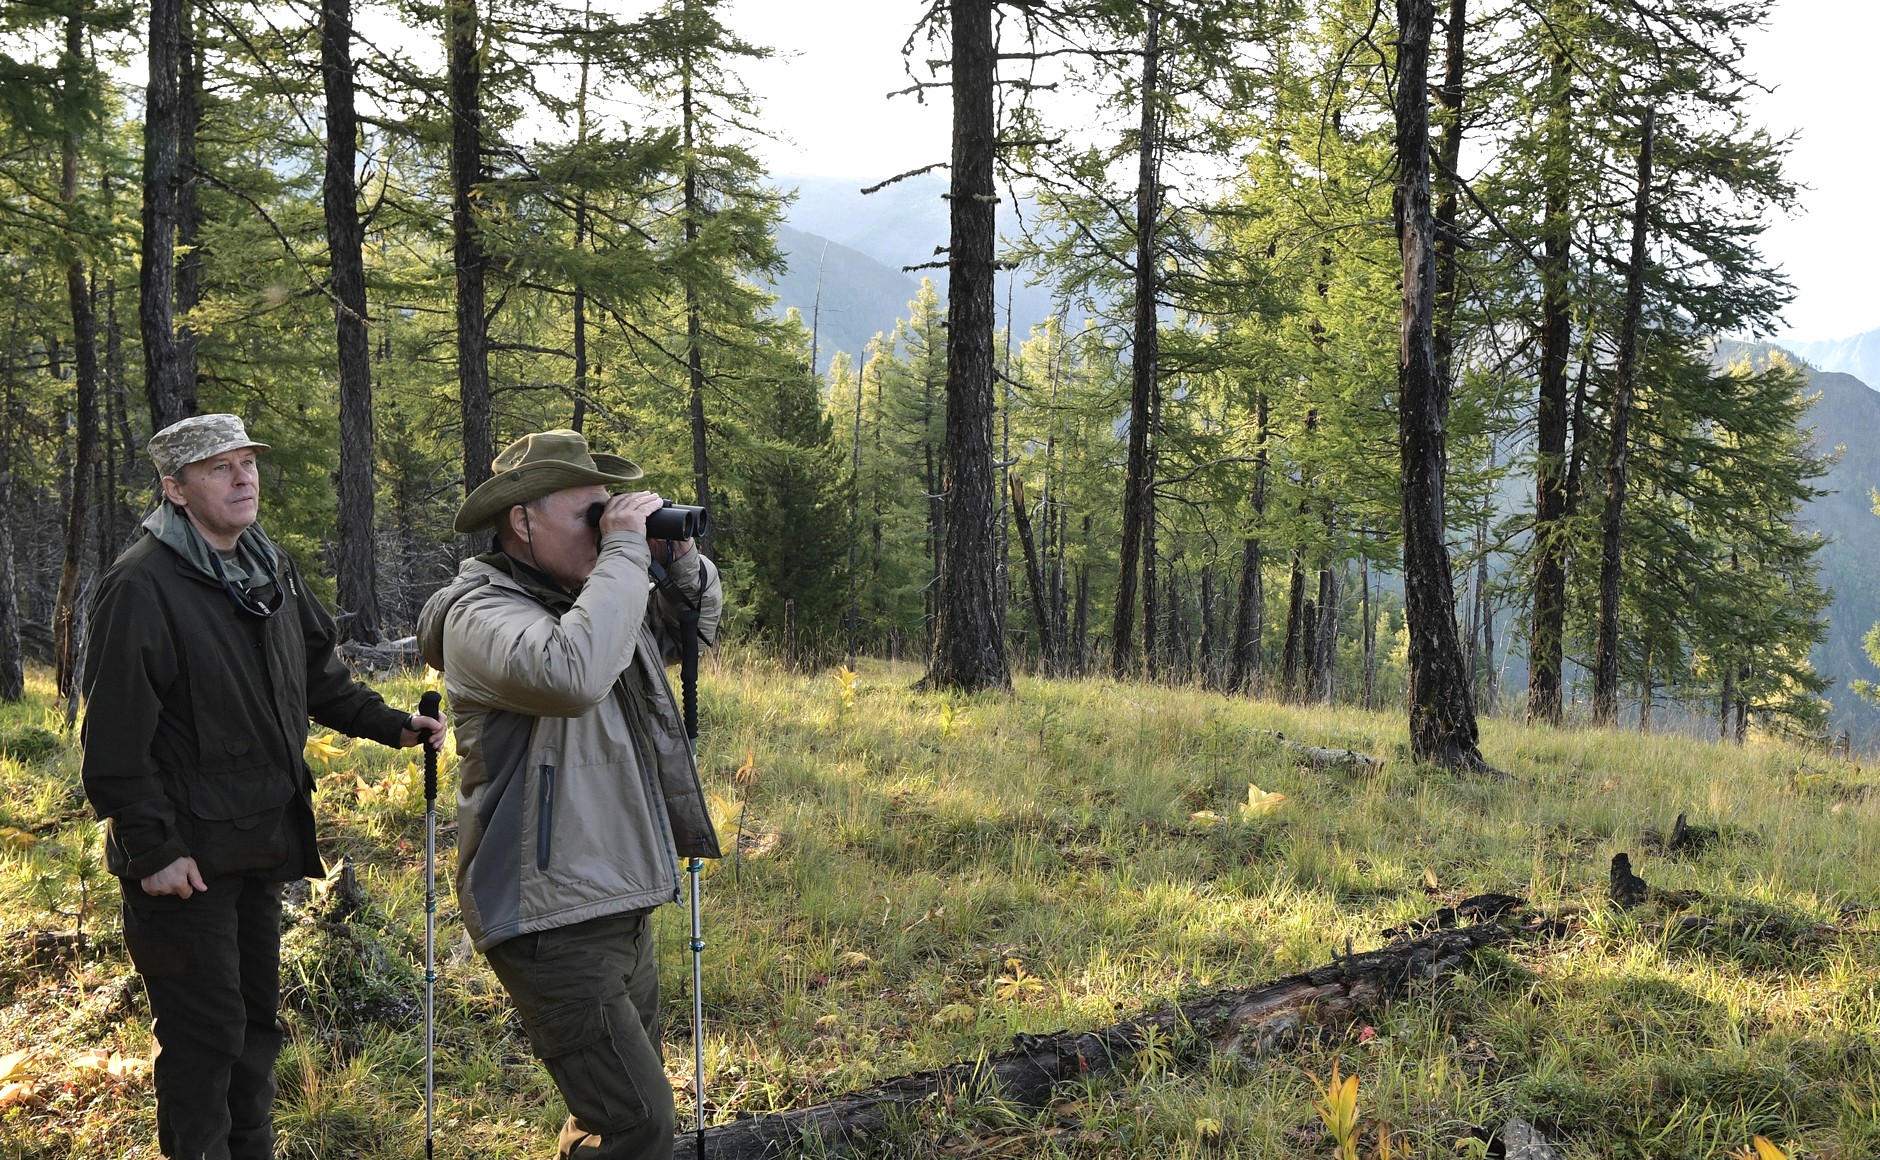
[{"xmin": 726, "ymin": 0, "xmax": 1878, "ymax": 344}]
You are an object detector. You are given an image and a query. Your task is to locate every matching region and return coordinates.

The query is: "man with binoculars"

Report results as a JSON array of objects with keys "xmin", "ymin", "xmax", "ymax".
[{"xmin": 418, "ymin": 429, "xmax": 722, "ymax": 1159}]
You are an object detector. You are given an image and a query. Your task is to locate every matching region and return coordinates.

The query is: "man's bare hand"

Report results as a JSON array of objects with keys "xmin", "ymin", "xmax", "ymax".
[
  {"xmin": 401, "ymin": 713, "xmax": 447, "ymax": 750},
  {"xmin": 598, "ymin": 491, "xmax": 665, "ymax": 537},
  {"xmin": 142, "ymin": 856, "xmax": 207, "ymax": 899}
]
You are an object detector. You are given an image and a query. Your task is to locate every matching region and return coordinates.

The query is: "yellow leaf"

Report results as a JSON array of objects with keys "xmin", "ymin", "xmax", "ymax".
[
  {"xmin": 0, "ymin": 1080, "xmax": 33, "ymax": 1108},
  {"xmin": 0, "ymin": 1049, "xmax": 33, "ymax": 1084},
  {"xmin": 1194, "ymin": 1117, "xmax": 1223, "ymax": 1142},
  {"xmin": 69, "ymin": 1048, "xmax": 111, "ymax": 1070},
  {"xmin": 305, "ymin": 735, "xmax": 349, "ymax": 763},
  {"xmin": 1751, "ymin": 1138, "xmax": 1790, "ymax": 1160},
  {"xmin": 1239, "ymin": 783, "xmax": 1286, "ymax": 818},
  {"xmin": 930, "ymin": 1002, "xmax": 976, "ymax": 1027},
  {"xmin": 0, "ymin": 827, "xmax": 36, "ymax": 850},
  {"xmin": 1424, "ymin": 865, "xmax": 1440, "ymax": 891},
  {"xmin": 734, "ymin": 751, "xmax": 758, "ymax": 785},
  {"xmin": 1189, "ymin": 810, "xmax": 1223, "ymax": 828}
]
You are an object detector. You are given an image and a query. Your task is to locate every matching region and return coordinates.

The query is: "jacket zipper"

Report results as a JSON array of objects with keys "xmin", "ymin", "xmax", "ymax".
[{"xmin": 536, "ymin": 764, "xmax": 556, "ymax": 870}]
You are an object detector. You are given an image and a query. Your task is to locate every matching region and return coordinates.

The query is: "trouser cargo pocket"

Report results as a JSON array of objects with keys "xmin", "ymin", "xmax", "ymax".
[{"xmin": 526, "ymin": 999, "xmax": 650, "ymax": 1133}]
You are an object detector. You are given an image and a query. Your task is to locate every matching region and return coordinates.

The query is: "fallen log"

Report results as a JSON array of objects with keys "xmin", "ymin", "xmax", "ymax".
[
  {"xmin": 1253, "ymin": 728, "xmax": 1383, "ymax": 774},
  {"xmin": 673, "ymin": 905, "xmax": 1559, "ymax": 1160},
  {"xmin": 336, "ymin": 635, "xmax": 420, "ymax": 673}
]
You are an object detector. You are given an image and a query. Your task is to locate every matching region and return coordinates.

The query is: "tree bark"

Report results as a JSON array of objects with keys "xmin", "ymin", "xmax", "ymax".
[
  {"xmin": 1525, "ymin": 42, "xmax": 1572, "ymax": 727},
  {"xmin": 56, "ymin": 12, "xmax": 103, "ymax": 698},
  {"xmin": 1395, "ymin": 0, "xmax": 1490, "ymax": 772},
  {"xmin": 0, "ymin": 272, "xmax": 27, "ymax": 701},
  {"xmin": 917, "ymin": 0, "xmax": 1009, "ymax": 693},
  {"xmin": 1009, "ymin": 473, "xmax": 1056, "ymax": 676},
  {"xmin": 1111, "ymin": 7, "xmax": 1161, "ymax": 680},
  {"xmin": 448, "ymin": 0, "xmax": 493, "ymax": 494},
  {"xmin": 1360, "ymin": 553, "xmax": 1376, "ymax": 710},
  {"xmin": 1431, "ymin": 0, "xmax": 1467, "ymax": 390},
  {"xmin": 1591, "ymin": 108, "xmax": 1654, "ymax": 726},
  {"xmin": 323, "ymin": 0, "xmax": 382, "ymax": 644},
  {"xmin": 141, "ymin": 0, "xmax": 197, "ymax": 432},
  {"xmin": 1226, "ymin": 395, "xmax": 1268, "ymax": 693},
  {"xmin": 1280, "ymin": 549, "xmax": 1306, "ymax": 701}
]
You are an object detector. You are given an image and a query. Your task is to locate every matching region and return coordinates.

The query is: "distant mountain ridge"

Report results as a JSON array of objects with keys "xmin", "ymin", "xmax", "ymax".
[
  {"xmin": 1785, "ymin": 327, "xmax": 1880, "ymax": 393},
  {"xmin": 1716, "ymin": 339, "xmax": 1880, "ymax": 746},
  {"xmin": 763, "ymin": 173, "xmax": 1067, "ymax": 373}
]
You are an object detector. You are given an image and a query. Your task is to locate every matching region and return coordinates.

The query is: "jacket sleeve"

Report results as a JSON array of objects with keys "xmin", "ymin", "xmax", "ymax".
[
  {"xmin": 80, "ymin": 569, "xmax": 191, "ymax": 879},
  {"xmin": 444, "ymin": 532, "xmax": 653, "ymax": 717},
  {"xmin": 651, "ymin": 547, "xmax": 723, "ymax": 662},
  {"xmin": 296, "ymin": 558, "xmax": 411, "ymax": 747}
]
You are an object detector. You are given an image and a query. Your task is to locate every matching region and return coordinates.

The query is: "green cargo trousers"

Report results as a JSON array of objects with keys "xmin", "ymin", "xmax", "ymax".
[
  {"xmin": 485, "ymin": 910, "xmax": 676, "ymax": 1159},
  {"xmin": 119, "ymin": 874, "xmax": 284, "ymax": 1160}
]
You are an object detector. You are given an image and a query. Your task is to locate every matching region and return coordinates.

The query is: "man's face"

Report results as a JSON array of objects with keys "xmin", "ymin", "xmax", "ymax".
[
  {"xmin": 510, "ymin": 485, "xmax": 608, "ymax": 591},
  {"xmin": 161, "ymin": 448, "xmax": 260, "ymax": 549}
]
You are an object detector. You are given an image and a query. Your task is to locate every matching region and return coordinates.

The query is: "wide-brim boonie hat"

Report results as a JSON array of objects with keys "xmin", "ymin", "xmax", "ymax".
[
  {"xmin": 147, "ymin": 413, "xmax": 270, "ymax": 478},
  {"xmin": 454, "ymin": 429, "xmax": 643, "ymax": 533}
]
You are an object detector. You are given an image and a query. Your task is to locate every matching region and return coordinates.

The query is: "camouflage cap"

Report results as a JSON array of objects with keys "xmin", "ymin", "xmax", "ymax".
[{"xmin": 147, "ymin": 413, "xmax": 270, "ymax": 479}]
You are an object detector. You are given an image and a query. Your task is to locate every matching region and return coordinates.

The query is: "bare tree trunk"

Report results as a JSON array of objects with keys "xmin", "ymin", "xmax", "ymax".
[
  {"xmin": 1638, "ymin": 643, "xmax": 1653, "ymax": 733},
  {"xmin": 141, "ymin": 0, "xmax": 198, "ymax": 432},
  {"xmin": 1198, "ymin": 565, "xmax": 1217, "ymax": 688},
  {"xmin": 449, "ymin": 0, "xmax": 493, "ymax": 494},
  {"xmin": 1592, "ymin": 107, "xmax": 1654, "ymax": 726},
  {"xmin": 1009, "ymin": 473, "xmax": 1056, "ymax": 676},
  {"xmin": 0, "ymin": 273, "xmax": 27, "ymax": 701},
  {"xmin": 1073, "ymin": 515, "xmax": 1090, "ymax": 674},
  {"xmin": 1360, "ymin": 553, "xmax": 1376, "ymax": 710},
  {"xmin": 1281, "ymin": 549, "xmax": 1305, "ymax": 701},
  {"xmin": 323, "ymin": 0, "xmax": 382, "ymax": 643},
  {"xmin": 55, "ymin": 11, "xmax": 103, "ymax": 698},
  {"xmin": 1314, "ymin": 564, "xmax": 1338, "ymax": 705},
  {"xmin": 918, "ymin": 0, "xmax": 1009, "ymax": 693},
  {"xmin": 1431, "ymin": 0, "xmax": 1467, "ymax": 390},
  {"xmin": 1227, "ymin": 393, "xmax": 1268, "ymax": 692},
  {"xmin": 1111, "ymin": 7, "xmax": 1161, "ymax": 679},
  {"xmin": 1526, "ymin": 41, "xmax": 1572, "ymax": 727},
  {"xmin": 1395, "ymin": 0, "xmax": 1489, "ymax": 772}
]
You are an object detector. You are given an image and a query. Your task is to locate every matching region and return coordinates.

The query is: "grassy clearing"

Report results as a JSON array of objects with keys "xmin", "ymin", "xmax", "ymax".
[{"xmin": 0, "ymin": 656, "xmax": 1875, "ymax": 1157}]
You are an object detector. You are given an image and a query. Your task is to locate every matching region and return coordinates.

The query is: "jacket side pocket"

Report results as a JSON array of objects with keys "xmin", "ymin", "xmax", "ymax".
[{"xmin": 536, "ymin": 764, "xmax": 556, "ymax": 870}]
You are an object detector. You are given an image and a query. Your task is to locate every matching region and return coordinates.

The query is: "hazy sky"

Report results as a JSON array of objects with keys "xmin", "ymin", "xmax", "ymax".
[{"xmin": 727, "ymin": 0, "xmax": 1878, "ymax": 344}]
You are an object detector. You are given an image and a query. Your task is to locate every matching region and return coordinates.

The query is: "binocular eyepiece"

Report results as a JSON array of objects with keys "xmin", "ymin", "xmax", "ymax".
[{"xmin": 586, "ymin": 499, "xmax": 709, "ymax": 542}]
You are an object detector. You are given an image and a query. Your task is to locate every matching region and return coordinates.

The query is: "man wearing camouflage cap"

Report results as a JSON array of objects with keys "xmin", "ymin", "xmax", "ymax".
[{"xmin": 80, "ymin": 413, "xmax": 445, "ymax": 1160}]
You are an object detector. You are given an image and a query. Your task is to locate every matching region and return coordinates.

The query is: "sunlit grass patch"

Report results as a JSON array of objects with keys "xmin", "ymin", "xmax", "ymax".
[{"xmin": 0, "ymin": 657, "xmax": 1874, "ymax": 1156}]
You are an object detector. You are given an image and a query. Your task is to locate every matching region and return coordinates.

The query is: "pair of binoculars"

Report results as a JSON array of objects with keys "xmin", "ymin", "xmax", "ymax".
[{"xmin": 585, "ymin": 500, "xmax": 709, "ymax": 542}]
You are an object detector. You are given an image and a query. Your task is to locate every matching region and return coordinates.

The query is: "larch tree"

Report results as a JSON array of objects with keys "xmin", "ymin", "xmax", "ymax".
[
  {"xmin": 322, "ymin": 0, "xmax": 382, "ymax": 642},
  {"xmin": 1394, "ymin": 0, "xmax": 1490, "ymax": 771}
]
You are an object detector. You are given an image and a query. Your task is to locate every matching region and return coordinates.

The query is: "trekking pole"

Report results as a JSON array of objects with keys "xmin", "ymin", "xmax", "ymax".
[
  {"xmin": 652, "ymin": 554, "xmax": 710, "ymax": 1159},
  {"xmin": 417, "ymin": 690, "xmax": 442, "ymax": 1160},
  {"xmin": 678, "ymin": 603, "xmax": 707, "ymax": 1160}
]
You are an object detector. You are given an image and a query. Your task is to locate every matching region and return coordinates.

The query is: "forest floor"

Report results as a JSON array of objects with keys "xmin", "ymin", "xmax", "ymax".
[{"xmin": 0, "ymin": 656, "xmax": 1875, "ymax": 1158}]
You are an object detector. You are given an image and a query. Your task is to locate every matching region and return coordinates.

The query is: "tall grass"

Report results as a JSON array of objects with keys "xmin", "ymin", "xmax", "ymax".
[{"xmin": 0, "ymin": 658, "xmax": 1873, "ymax": 1157}]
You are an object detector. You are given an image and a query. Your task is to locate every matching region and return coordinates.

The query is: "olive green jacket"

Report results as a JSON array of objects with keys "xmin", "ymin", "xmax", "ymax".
[
  {"xmin": 80, "ymin": 533, "xmax": 411, "ymax": 881},
  {"xmin": 417, "ymin": 530, "xmax": 722, "ymax": 951}
]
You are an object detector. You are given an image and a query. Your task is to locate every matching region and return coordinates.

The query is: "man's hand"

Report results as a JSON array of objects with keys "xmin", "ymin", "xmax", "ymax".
[
  {"xmin": 142, "ymin": 856, "xmax": 207, "ymax": 899},
  {"xmin": 401, "ymin": 712, "xmax": 447, "ymax": 750},
  {"xmin": 597, "ymin": 491, "xmax": 665, "ymax": 537},
  {"xmin": 646, "ymin": 536, "xmax": 695, "ymax": 562}
]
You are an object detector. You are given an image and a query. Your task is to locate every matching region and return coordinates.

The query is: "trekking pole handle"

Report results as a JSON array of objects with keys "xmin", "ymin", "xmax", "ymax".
[{"xmin": 419, "ymin": 691, "xmax": 441, "ymax": 801}]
